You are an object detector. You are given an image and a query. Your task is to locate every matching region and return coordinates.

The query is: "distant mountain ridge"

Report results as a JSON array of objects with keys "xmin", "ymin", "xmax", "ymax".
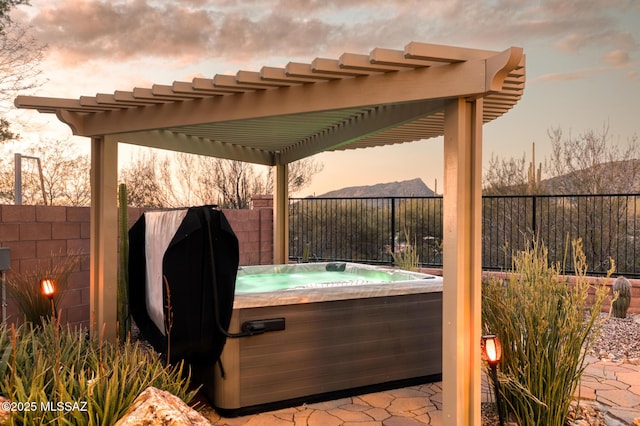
[{"xmin": 319, "ymin": 178, "xmax": 435, "ymax": 197}]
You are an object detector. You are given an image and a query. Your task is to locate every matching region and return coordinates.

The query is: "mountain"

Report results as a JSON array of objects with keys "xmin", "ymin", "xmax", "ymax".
[
  {"xmin": 539, "ymin": 159, "xmax": 640, "ymax": 194},
  {"xmin": 319, "ymin": 178, "xmax": 435, "ymax": 198}
]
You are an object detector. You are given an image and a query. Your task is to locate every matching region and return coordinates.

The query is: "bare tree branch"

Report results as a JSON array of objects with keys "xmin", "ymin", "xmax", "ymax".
[
  {"xmin": 0, "ymin": 9, "xmax": 46, "ymax": 143},
  {"xmin": 120, "ymin": 151, "xmax": 323, "ymax": 209},
  {"xmin": 544, "ymin": 123, "xmax": 640, "ymax": 194}
]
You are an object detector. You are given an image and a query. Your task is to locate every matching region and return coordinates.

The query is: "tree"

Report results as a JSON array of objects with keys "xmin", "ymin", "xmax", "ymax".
[
  {"xmin": 483, "ymin": 123, "xmax": 640, "ymax": 275},
  {"xmin": 208, "ymin": 159, "xmax": 269, "ymax": 209},
  {"xmin": 484, "ymin": 142, "xmax": 543, "ymax": 195},
  {"xmin": 203, "ymin": 157, "xmax": 323, "ymax": 209},
  {"xmin": 0, "ymin": 153, "xmax": 13, "ymax": 203},
  {"xmin": 262, "ymin": 158, "xmax": 324, "ymax": 195},
  {"xmin": 483, "ymin": 153, "xmax": 529, "ymax": 195},
  {"xmin": 119, "ymin": 152, "xmax": 168, "ymax": 208},
  {"xmin": 120, "ymin": 152, "xmax": 222, "ymax": 208},
  {"xmin": 31, "ymin": 141, "xmax": 90, "ymax": 206},
  {"xmin": 484, "ymin": 124, "xmax": 640, "ymax": 195},
  {"xmin": 0, "ymin": 2, "xmax": 45, "ymax": 143},
  {"xmin": 0, "ymin": 117, "xmax": 16, "ymax": 140},
  {"xmin": 544, "ymin": 123, "xmax": 640, "ymax": 194},
  {"xmin": 0, "ymin": 1, "xmax": 30, "ymax": 26},
  {"xmin": 0, "ymin": 138, "xmax": 90, "ymax": 206},
  {"xmin": 120, "ymin": 150, "xmax": 323, "ymax": 209}
]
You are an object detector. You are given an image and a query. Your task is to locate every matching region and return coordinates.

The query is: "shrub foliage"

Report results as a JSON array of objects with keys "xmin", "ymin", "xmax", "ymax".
[
  {"xmin": 482, "ymin": 239, "xmax": 609, "ymax": 425},
  {"xmin": 0, "ymin": 320, "xmax": 197, "ymax": 425},
  {"xmin": 6, "ymin": 250, "xmax": 83, "ymax": 323}
]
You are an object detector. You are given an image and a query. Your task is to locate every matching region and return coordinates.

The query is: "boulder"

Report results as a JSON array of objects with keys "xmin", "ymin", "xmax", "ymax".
[
  {"xmin": 0, "ymin": 395, "xmax": 9, "ymax": 423},
  {"xmin": 115, "ymin": 387, "xmax": 209, "ymax": 426}
]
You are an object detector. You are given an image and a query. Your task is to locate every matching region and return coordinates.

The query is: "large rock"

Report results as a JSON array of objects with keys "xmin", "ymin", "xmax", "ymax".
[
  {"xmin": 115, "ymin": 387, "xmax": 209, "ymax": 426},
  {"xmin": 0, "ymin": 396, "xmax": 9, "ymax": 423}
]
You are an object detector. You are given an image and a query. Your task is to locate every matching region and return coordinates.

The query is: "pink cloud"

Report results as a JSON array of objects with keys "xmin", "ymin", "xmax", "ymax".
[
  {"xmin": 603, "ymin": 49, "xmax": 630, "ymax": 66},
  {"xmin": 532, "ymin": 71, "xmax": 587, "ymax": 83},
  {"xmin": 12, "ymin": 0, "xmax": 639, "ymax": 72}
]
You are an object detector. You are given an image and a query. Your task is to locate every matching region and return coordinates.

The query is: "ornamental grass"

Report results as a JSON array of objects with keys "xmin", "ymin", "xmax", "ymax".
[
  {"xmin": 388, "ymin": 228, "xmax": 420, "ymax": 271},
  {"xmin": 482, "ymin": 239, "xmax": 609, "ymax": 426},
  {"xmin": 5, "ymin": 250, "xmax": 83, "ymax": 323},
  {"xmin": 0, "ymin": 319, "xmax": 198, "ymax": 425}
]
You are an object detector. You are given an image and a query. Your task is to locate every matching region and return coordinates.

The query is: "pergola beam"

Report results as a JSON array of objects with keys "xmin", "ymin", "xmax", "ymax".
[
  {"xmin": 89, "ymin": 135, "xmax": 118, "ymax": 342},
  {"xmin": 43, "ymin": 58, "xmax": 488, "ymax": 137},
  {"xmin": 442, "ymin": 97, "xmax": 484, "ymax": 425},
  {"xmin": 273, "ymin": 164, "xmax": 289, "ymax": 264}
]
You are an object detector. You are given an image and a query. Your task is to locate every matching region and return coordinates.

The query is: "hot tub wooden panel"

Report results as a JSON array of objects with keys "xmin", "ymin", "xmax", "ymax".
[{"xmin": 213, "ymin": 291, "xmax": 442, "ymax": 411}]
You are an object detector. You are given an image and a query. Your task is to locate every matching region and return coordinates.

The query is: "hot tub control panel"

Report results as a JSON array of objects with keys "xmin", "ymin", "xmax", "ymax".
[{"xmin": 241, "ymin": 318, "xmax": 286, "ymax": 336}]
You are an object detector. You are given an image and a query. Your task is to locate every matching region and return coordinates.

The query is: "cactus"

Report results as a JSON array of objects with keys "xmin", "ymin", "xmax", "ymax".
[
  {"xmin": 612, "ymin": 276, "xmax": 632, "ymax": 318},
  {"xmin": 117, "ymin": 183, "xmax": 130, "ymax": 342},
  {"xmin": 527, "ymin": 142, "xmax": 542, "ymax": 193}
]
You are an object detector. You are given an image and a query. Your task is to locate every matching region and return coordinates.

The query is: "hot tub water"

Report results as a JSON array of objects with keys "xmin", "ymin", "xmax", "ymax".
[{"xmin": 234, "ymin": 262, "xmax": 438, "ymax": 294}]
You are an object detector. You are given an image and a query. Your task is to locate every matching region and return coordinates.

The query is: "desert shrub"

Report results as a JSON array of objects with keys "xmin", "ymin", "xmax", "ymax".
[
  {"xmin": 482, "ymin": 239, "xmax": 609, "ymax": 426},
  {"xmin": 0, "ymin": 320, "xmax": 198, "ymax": 425},
  {"xmin": 6, "ymin": 250, "xmax": 84, "ymax": 323},
  {"xmin": 387, "ymin": 229, "xmax": 420, "ymax": 271}
]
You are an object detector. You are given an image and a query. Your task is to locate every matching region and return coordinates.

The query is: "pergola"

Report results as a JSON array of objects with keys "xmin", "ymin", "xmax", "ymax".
[{"xmin": 15, "ymin": 41, "xmax": 525, "ymax": 424}]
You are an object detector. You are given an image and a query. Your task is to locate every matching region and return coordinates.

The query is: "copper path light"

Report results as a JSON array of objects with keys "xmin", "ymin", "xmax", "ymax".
[
  {"xmin": 482, "ymin": 334, "xmax": 504, "ymax": 426},
  {"xmin": 40, "ymin": 278, "xmax": 57, "ymax": 320}
]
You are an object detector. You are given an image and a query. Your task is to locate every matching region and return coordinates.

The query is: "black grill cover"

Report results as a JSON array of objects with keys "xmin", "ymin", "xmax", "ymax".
[{"xmin": 128, "ymin": 206, "xmax": 239, "ymax": 365}]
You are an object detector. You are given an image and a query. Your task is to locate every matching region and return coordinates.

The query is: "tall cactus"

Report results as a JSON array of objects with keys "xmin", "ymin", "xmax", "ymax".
[
  {"xmin": 527, "ymin": 142, "xmax": 542, "ymax": 193},
  {"xmin": 612, "ymin": 276, "xmax": 632, "ymax": 319},
  {"xmin": 117, "ymin": 183, "xmax": 130, "ymax": 342}
]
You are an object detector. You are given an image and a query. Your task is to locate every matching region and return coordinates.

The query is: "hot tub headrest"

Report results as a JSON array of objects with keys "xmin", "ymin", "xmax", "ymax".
[
  {"xmin": 128, "ymin": 206, "xmax": 239, "ymax": 365},
  {"xmin": 326, "ymin": 262, "xmax": 346, "ymax": 272}
]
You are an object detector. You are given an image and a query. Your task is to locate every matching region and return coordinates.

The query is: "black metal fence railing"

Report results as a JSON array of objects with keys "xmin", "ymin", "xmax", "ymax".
[{"xmin": 288, "ymin": 194, "xmax": 640, "ymax": 277}]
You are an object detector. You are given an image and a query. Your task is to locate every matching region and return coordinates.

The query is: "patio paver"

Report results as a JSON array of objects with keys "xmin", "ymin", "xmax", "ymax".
[{"xmin": 202, "ymin": 359, "xmax": 640, "ymax": 425}]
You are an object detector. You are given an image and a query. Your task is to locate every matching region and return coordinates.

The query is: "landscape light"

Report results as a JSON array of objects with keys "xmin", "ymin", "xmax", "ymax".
[
  {"xmin": 482, "ymin": 334, "xmax": 505, "ymax": 426},
  {"xmin": 40, "ymin": 278, "xmax": 57, "ymax": 319},
  {"xmin": 482, "ymin": 334, "xmax": 502, "ymax": 366},
  {"xmin": 41, "ymin": 278, "xmax": 55, "ymax": 298}
]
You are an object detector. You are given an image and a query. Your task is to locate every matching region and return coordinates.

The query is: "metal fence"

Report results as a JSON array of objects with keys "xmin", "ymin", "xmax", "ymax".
[{"xmin": 289, "ymin": 194, "xmax": 640, "ymax": 277}]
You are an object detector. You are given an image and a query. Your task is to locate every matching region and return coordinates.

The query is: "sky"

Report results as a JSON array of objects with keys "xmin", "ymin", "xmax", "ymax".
[{"xmin": 4, "ymin": 0, "xmax": 640, "ymax": 197}]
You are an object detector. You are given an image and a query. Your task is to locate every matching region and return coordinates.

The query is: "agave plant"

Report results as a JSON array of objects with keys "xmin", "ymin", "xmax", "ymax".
[{"xmin": 0, "ymin": 320, "xmax": 198, "ymax": 425}]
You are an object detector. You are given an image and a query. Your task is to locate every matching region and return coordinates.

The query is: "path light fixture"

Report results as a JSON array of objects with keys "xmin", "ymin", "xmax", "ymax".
[
  {"xmin": 40, "ymin": 278, "xmax": 57, "ymax": 320},
  {"xmin": 482, "ymin": 334, "xmax": 505, "ymax": 426}
]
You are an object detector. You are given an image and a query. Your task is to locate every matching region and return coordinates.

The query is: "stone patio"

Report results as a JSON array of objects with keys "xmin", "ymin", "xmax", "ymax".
[{"xmin": 198, "ymin": 356, "xmax": 640, "ymax": 425}]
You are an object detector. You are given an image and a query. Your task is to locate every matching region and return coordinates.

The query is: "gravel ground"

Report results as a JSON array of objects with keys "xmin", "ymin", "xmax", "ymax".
[{"xmin": 588, "ymin": 313, "xmax": 640, "ymax": 363}]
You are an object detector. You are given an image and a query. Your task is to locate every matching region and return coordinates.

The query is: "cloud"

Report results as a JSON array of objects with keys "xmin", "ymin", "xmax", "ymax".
[
  {"xmin": 604, "ymin": 49, "xmax": 630, "ymax": 66},
  {"xmin": 531, "ymin": 70, "xmax": 587, "ymax": 83},
  {"xmin": 26, "ymin": 0, "xmax": 215, "ymax": 64},
  {"xmin": 20, "ymin": 0, "xmax": 353, "ymax": 65},
  {"xmin": 531, "ymin": 59, "xmax": 637, "ymax": 84},
  {"xmin": 14, "ymin": 0, "xmax": 640, "ymax": 71}
]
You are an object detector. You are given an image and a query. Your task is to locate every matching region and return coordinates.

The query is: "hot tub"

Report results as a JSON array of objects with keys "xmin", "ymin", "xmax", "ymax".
[{"xmin": 207, "ymin": 262, "xmax": 443, "ymax": 415}]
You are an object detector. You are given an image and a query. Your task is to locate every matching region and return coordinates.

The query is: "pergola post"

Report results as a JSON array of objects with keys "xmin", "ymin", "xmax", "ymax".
[
  {"xmin": 273, "ymin": 163, "xmax": 289, "ymax": 264},
  {"xmin": 90, "ymin": 135, "xmax": 119, "ymax": 341},
  {"xmin": 442, "ymin": 97, "xmax": 484, "ymax": 424}
]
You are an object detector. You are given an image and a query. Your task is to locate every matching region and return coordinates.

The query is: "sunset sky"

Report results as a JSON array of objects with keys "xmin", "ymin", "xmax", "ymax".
[{"xmin": 5, "ymin": 0, "xmax": 640, "ymax": 197}]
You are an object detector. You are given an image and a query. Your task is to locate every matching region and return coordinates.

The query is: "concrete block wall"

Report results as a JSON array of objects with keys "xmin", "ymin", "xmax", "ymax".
[
  {"xmin": 422, "ymin": 268, "xmax": 640, "ymax": 315},
  {"xmin": 1, "ymin": 204, "xmax": 274, "ymax": 328},
  {"xmin": 0, "ymin": 205, "xmax": 91, "ymax": 327},
  {"xmin": 537, "ymin": 273, "xmax": 640, "ymax": 314}
]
